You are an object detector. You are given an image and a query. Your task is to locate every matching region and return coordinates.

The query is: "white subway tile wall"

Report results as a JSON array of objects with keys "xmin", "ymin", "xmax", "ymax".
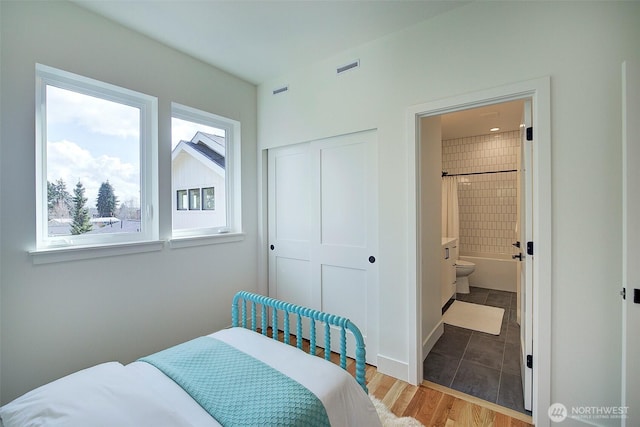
[{"xmin": 442, "ymin": 131, "xmax": 520, "ymax": 257}]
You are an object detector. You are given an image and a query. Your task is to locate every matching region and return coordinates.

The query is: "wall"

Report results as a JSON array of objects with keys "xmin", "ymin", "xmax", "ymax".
[
  {"xmin": 420, "ymin": 116, "xmax": 443, "ymax": 359},
  {"xmin": 257, "ymin": 2, "xmax": 639, "ymax": 425},
  {"xmin": 0, "ymin": 1, "xmax": 257, "ymax": 403},
  {"xmin": 0, "ymin": 0, "xmax": 3, "ymax": 395},
  {"xmin": 443, "ymin": 131, "xmax": 520, "ymax": 258}
]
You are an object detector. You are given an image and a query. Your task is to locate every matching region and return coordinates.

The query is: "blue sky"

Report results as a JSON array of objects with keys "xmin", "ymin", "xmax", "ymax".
[{"xmin": 46, "ymin": 86, "xmax": 222, "ymax": 208}]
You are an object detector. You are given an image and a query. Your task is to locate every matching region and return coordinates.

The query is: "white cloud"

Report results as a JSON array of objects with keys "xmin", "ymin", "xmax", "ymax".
[
  {"xmin": 48, "ymin": 140, "xmax": 139, "ymax": 207},
  {"xmin": 47, "ymin": 85, "xmax": 139, "ymax": 139}
]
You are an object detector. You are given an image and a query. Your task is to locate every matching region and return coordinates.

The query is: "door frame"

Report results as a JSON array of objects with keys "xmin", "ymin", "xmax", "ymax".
[
  {"xmin": 406, "ymin": 77, "xmax": 551, "ymax": 425},
  {"xmin": 622, "ymin": 59, "xmax": 640, "ymax": 426}
]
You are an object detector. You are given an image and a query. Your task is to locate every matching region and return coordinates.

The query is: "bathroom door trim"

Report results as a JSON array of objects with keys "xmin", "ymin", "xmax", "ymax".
[{"xmin": 406, "ymin": 76, "xmax": 551, "ymax": 426}]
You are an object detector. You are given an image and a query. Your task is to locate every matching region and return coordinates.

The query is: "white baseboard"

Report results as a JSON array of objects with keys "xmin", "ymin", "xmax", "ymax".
[
  {"xmin": 423, "ymin": 321, "xmax": 444, "ymax": 360},
  {"xmin": 376, "ymin": 354, "xmax": 409, "ymax": 382}
]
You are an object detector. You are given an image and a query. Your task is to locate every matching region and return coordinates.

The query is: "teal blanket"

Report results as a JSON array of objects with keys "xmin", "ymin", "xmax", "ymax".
[{"xmin": 139, "ymin": 336, "xmax": 330, "ymax": 427}]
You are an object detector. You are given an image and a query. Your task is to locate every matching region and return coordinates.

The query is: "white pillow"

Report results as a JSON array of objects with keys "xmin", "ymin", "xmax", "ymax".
[{"xmin": 0, "ymin": 362, "xmax": 189, "ymax": 427}]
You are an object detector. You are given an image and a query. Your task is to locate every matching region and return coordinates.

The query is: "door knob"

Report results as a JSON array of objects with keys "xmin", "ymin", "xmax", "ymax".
[{"xmin": 512, "ymin": 253, "xmax": 523, "ymax": 261}]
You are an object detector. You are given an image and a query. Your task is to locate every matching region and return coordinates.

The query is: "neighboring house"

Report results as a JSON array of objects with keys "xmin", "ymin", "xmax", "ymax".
[{"xmin": 171, "ymin": 131, "xmax": 226, "ymax": 230}]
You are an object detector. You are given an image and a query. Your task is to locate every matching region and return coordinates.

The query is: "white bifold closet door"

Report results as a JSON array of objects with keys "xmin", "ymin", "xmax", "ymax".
[{"xmin": 267, "ymin": 130, "xmax": 379, "ymax": 365}]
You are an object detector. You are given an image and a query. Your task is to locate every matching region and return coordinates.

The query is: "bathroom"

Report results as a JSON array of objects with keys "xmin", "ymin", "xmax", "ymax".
[
  {"xmin": 441, "ymin": 107, "xmax": 521, "ymax": 307},
  {"xmin": 424, "ymin": 99, "xmax": 532, "ymax": 416}
]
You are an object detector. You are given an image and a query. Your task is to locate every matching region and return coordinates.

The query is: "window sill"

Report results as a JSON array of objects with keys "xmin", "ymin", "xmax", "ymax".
[
  {"xmin": 169, "ymin": 232, "xmax": 245, "ymax": 249},
  {"xmin": 30, "ymin": 240, "xmax": 165, "ymax": 265}
]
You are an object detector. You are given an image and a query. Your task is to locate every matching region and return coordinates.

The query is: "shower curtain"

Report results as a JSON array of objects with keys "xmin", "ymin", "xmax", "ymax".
[{"xmin": 442, "ymin": 176, "xmax": 459, "ymax": 239}]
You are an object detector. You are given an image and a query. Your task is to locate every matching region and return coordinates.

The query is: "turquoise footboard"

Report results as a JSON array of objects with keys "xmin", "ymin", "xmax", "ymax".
[{"xmin": 231, "ymin": 291, "xmax": 368, "ymax": 393}]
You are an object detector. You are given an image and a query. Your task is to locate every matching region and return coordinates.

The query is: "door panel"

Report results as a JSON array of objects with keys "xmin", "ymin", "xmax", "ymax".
[
  {"xmin": 320, "ymin": 264, "xmax": 368, "ymax": 356},
  {"xmin": 311, "ymin": 132, "xmax": 378, "ymax": 364},
  {"xmin": 319, "ymin": 142, "xmax": 367, "ymax": 247},
  {"xmin": 622, "ymin": 59, "xmax": 640, "ymax": 426},
  {"xmin": 274, "ymin": 257, "xmax": 313, "ymax": 309},
  {"xmin": 520, "ymin": 99, "xmax": 534, "ymax": 412},
  {"xmin": 273, "ymin": 150, "xmax": 311, "ymax": 245},
  {"xmin": 321, "ymin": 265, "xmax": 368, "ymax": 333},
  {"xmin": 268, "ymin": 144, "xmax": 312, "ymax": 305},
  {"xmin": 268, "ymin": 131, "xmax": 378, "ymax": 365}
]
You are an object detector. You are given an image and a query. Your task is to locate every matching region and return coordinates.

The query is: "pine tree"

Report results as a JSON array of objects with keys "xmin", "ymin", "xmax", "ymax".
[
  {"xmin": 70, "ymin": 181, "xmax": 92, "ymax": 235},
  {"xmin": 47, "ymin": 178, "xmax": 72, "ymax": 219},
  {"xmin": 96, "ymin": 181, "xmax": 118, "ymax": 217}
]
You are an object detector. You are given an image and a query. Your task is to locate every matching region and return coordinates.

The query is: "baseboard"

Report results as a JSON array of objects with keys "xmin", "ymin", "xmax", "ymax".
[
  {"xmin": 376, "ymin": 354, "xmax": 409, "ymax": 382},
  {"xmin": 423, "ymin": 321, "xmax": 444, "ymax": 360}
]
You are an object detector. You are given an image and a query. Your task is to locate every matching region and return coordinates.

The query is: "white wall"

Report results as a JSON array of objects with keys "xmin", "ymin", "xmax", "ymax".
[
  {"xmin": 420, "ymin": 116, "xmax": 442, "ymax": 357},
  {"xmin": 0, "ymin": 1, "xmax": 257, "ymax": 403},
  {"xmin": 258, "ymin": 1, "xmax": 639, "ymax": 424}
]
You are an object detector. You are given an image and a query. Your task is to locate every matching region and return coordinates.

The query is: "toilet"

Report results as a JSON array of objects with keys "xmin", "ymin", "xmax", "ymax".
[{"xmin": 455, "ymin": 260, "xmax": 475, "ymax": 294}]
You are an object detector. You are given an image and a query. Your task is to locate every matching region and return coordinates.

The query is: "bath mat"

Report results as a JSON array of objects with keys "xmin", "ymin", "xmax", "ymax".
[{"xmin": 443, "ymin": 301, "xmax": 504, "ymax": 335}]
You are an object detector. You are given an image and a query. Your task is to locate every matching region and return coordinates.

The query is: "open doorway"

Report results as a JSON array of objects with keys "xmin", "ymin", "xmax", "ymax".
[
  {"xmin": 424, "ymin": 99, "xmax": 531, "ymax": 415},
  {"xmin": 406, "ymin": 77, "xmax": 551, "ymax": 426}
]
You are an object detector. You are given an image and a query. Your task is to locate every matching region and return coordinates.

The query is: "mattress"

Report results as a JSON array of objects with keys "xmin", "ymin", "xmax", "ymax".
[{"xmin": 0, "ymin": 327, "xmax": 381, "ymax": 427}]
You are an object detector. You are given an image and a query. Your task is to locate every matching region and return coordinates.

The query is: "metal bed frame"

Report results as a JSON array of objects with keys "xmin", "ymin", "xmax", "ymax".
[{"xmin": 231, "ymin": 291, "xmax": 368, "ymax": 393}]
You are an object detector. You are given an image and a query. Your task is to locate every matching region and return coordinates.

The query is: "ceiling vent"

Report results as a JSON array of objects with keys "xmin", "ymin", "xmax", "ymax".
[
  {"xmin": 272, "ymin": 85, "xmax": 289, "ymax": 95},
  {"xmin": 336, "ymin": 59, "xmax": 360, "ymax": 75}
]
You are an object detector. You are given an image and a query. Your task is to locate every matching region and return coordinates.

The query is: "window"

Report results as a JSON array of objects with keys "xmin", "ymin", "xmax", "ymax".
[
  {"xmin": 35, "ymin": 64, "xmax": 158, "ymax": 250},
  {"xmin": 188, "ymin": 189, "xmax": 200, "ymax": 210},
  {"xmin": 171, "ymin": 103, "xmax": 241, "ymax": 238},
  {"xmin": 177, "ymin": 190, "xmax": 188, "ymax": 210},
  {"xmin": 202, "ymin": 187, "xmax": 215, "ymax": 210}
]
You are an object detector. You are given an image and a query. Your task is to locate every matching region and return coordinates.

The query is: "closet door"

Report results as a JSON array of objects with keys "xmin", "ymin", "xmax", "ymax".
[
  {"xmin": 267, "ymin": 143, "xmax": 313, "ymax": 310},
  {"xmin": 268, "ymin": 131, "xmax": 378, "ymax": 364}
]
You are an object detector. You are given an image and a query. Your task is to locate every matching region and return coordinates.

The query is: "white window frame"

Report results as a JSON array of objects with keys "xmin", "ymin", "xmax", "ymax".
[
  {"xmin": 170, "ymin": 102, "xmax": 242, "ymax": 241},
  {"xmin": 34, "ymin": 64, "xmax": 159, "ymax": 253}
]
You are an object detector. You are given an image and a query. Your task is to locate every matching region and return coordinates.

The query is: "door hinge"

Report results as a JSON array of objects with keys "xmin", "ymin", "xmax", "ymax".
[
  {"xmin": 527, "ymin": 354, "xmax": 533, "ymax": 369},
  {"xmin": 526, "ymin": 127, "xmax": 533, "ymax": 141},
  {"xmin": 527, "ymin": 241, "xmax": 534, "ymax": 256},
  {"xmin": 621, "ymin": 288, "xmax": 626, "ymax": 300}
]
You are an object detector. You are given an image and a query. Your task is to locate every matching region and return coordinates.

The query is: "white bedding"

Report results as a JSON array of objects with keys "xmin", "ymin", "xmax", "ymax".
[{"xmin": 0, "ymin": 327, "xmax": 381, "ymax": 427}]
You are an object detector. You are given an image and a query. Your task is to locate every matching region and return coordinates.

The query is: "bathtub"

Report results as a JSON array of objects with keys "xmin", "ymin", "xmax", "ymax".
[{"xmin": 458, "ymin": 254, "xmax": 518, "ymax": 292}]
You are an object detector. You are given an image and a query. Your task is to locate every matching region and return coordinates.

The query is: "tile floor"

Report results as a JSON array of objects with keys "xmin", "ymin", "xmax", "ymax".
[{"xmin": 423, "ymin": 286, "xmax": 532, "ymax": 415}]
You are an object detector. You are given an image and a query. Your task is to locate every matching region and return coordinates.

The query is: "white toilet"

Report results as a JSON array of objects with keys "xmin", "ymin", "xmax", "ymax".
[{"xmin": 455, "ymin": 260, "xmax": 475, "ymax": 294}]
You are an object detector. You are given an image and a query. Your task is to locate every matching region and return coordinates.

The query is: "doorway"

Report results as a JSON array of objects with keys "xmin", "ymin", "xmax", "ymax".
[
  {"xmin": 424, "ymin": 99, "xmax": 530, "ymax": 414},
  {"xmin": 406, "ymin": 77, "xmax": 551, "ymax": 426}
]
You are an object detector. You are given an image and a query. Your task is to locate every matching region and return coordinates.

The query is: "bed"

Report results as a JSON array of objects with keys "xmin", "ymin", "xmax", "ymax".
[{"xmin": 0, "ymin": 291, "xmax": 382, "ymax": 427}]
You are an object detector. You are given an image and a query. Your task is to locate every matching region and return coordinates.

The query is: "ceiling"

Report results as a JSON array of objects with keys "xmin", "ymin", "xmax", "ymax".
[
  {"xmin": 74, "ymin": 0, "xmax": 522, "ymax": 138},
  {"xmin": 441, "ymin": 100, "xmax": 525, "ymax": 140},
  {"xmin": 74, "ymin": 0, "xmax": 471, "ymax": 85}
]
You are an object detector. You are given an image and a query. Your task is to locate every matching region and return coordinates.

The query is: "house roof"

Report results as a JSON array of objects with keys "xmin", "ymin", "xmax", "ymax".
[{"xmin": 173, "ymin": 131, "xmax": 225, "ymax": 169}]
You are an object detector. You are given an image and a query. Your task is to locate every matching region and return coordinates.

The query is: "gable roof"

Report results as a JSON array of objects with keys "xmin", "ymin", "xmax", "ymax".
[{"xmin": 172, "ymin": 131, "xmax": 225, "ymax": 169}]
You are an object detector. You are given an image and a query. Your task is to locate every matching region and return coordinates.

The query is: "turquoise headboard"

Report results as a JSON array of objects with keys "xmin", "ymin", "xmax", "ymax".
[{"xmin": 231, "ymin": 291, "xmax": 368, "ymax": 393}]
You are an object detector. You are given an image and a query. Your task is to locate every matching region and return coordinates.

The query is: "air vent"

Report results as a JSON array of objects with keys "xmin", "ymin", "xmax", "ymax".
[
  {"xmin": 272, "ymin": 85, "xmax": 289, "ymax": 95},
  {"xmin": 336, "ymin": 59, "xmax": 360, "ymax": 75}
]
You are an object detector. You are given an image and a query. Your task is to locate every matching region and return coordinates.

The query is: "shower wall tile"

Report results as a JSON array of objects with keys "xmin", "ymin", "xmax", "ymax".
[{"xmin": 443, "ymin": 131, "xmax": 520, "ymax": 256}]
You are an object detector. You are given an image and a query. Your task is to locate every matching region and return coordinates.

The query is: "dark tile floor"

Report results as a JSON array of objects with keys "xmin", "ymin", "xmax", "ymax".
[{"xmin": 424, "ymin": 286, "xmax": 532, "ymax": 415}]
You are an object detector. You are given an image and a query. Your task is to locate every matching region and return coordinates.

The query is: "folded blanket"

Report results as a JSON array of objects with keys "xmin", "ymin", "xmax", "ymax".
[{"xmin": 140, "ymin": 336, "xmax": 330, "ymax": 427}]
